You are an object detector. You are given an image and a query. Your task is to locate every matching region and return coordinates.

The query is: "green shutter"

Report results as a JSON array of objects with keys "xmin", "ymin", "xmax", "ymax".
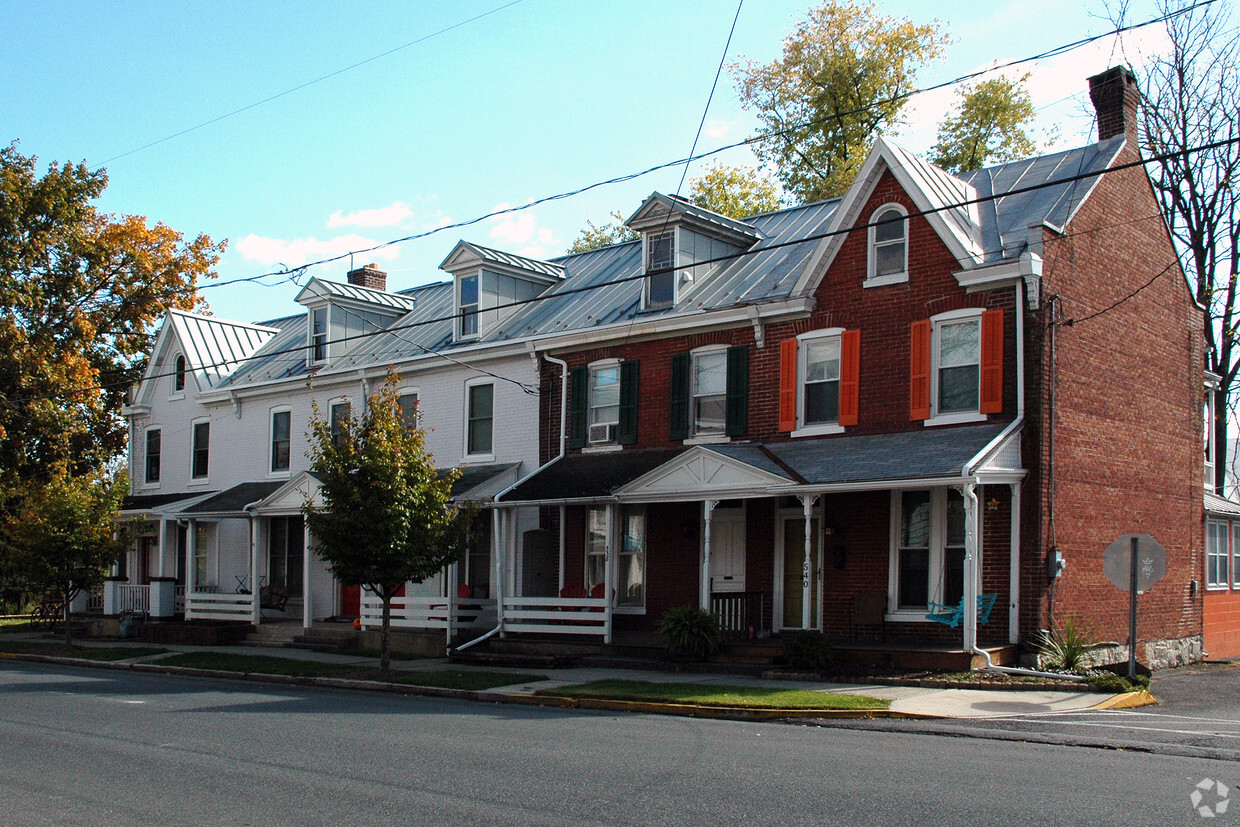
[
  {"xmin": 569, "ymin": 366, "xmax": 588, "ymax": 449},
  {"xmin": 618, "ymin": 359, "xmax": 640, "ymax": 444},
  {"xmin": 669, "ymin": 352, "xmax": 690, "ymax": 440},
  {"xmin": 725, "ymin": 345, "xmax": 749, "ymax": 437}
]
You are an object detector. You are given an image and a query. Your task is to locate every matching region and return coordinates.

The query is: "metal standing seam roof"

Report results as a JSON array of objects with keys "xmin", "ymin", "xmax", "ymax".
[
  {"xmin": 167, "ymin": 310, "xmax": 279, "ymax": 389},
  {"xmin": 443, "ymin": 241, "xmax": 566, "ymax": 280},
  {"xmin": 295, "ymin": 277, "xmax": 419, "ymax": 312}
]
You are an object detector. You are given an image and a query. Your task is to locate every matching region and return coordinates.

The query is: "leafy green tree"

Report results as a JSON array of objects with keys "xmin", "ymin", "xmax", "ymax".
[
  {"xmin": 567, "ymin": 211, "xmax": 639, "ymax": 254},
  {"xmin": 0, "ymin": 142, "xmax": 223, "ymax": 486},
  {"xmin": 3, "ymin": 467, "xmax": 128, "ymax": 645},
  {"xmin": 688, "ymin": 163, "xmax": 783, "ymax": 218},
  {"xmin": 732, "ymin": 0, "xmax": 948, "ymax": 203},
  {"xmin": 930, "ymin": 74, "xmax": 1039, "ymax": 172},
  {"xmin": 303, "ymin": 374, "xmax": 477, "ymax": 669}
]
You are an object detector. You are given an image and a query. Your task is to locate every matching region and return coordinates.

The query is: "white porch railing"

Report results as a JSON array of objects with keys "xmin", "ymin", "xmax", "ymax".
[
  {"xmin": 185, "ymin": 591, "xmax": 253, "ymax": 622},
  {"xmin": 118, "ymin": 584, "xmax": 150, "ymax": 614},
  {"xmin": 359, "ymin": 594, "xmax": 497, "ymax": 631},
  {"xmin": 500, "ymin": 596, "xmax": 610, "ymax": 637},
  {"xmin": 175, "ymin": 585, "xmax": 186, "ymax": 614}
]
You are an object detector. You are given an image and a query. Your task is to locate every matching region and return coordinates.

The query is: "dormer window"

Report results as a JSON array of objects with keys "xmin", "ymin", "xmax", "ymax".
[
  {"xmin": 644, "ymin": 230, "xmax": 675, "ymax": 308},
  {"xmin": 458, "ymin": 274, "xmax": 479, "ymax": 339},
  {"xmin": 868, "ymin": 205, "xmax": 908, "ymax": 285},
  {"xmin": 310, "ymin": 307, "xmax": 328, "ymax": 364}
]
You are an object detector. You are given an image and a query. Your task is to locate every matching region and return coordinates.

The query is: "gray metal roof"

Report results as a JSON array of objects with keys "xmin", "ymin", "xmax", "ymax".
[
  {"xmin": 441, "ymin": 241, "xmax": 566, "ymax": 280},
  {"xmin": 626, "ymin": 192, "xmax": 763, "ymax": 243},
  {"xmin": 294, "ymin": 277, "xmax": 418, "ymax": 312},
  {"xmin": 167, "ymin": 310, "xmax": 278, "ymax": 389}
]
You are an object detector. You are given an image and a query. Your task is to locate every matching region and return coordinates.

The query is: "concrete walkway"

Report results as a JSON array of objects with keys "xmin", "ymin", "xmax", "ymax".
[{"xmin": 1, "ymin": 632, "xmax": 1138, "ymax": 719}]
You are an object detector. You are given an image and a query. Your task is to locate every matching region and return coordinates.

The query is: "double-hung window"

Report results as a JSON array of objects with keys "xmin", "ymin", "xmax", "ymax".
[
  {"xmin": 588, "ymin": 364, "xmax": 620, "ymax": 444},
  {"xmin": 145, "ymin": 428, "xmax": 161, "ymax": 484},
  {"xmin": 691, "ymin": 350, "xmax": 727, "ymax": 437},
  {"xmin": 1207, "ymin": 520, "xmax": 1230, "ymax": 589},
  {"xmin": 867, "ymin": 205, "xmax": 908, "ymax": 285},
  {"xmin": 911, "ymin": 309, "xmax": 1003, "ymax": 424},
  {"xmin": 891, "ymin": 489, "xmax": 966, "ymax": 612},
  {"xmin": 330, "ymin": 401, "xmax": 351, "ymax": 448},
  {"xmin": 670, "ymin": 347, "xmax": 747, "ymax": 441},
  {"xmin": 937, "ymin": 318, "xmax": 981, "ymax": 414},
  {"xmin": 191, "ymin": 421, "xmax": 210, "ymax": 480},
  {"xmin": 466, "ymin": 382, "xmax": 494, "ymax": 457},
  {"xmin": 1233, "ymin": 523, "xmax": 1240, "ymax": 589},
  {"xmin": 398, "ymin": 392, "xmax": 418, "ymax": 431},
  {"xmin": 569, "ymin": 360, "xmax": 639, "ymax": 448},
  {"xmin": 310, "ymin": 307, "xmax": 328, "ymax": 364},
  {"xmin": 458, "ymin": 274, "xmax": 479, "ymax": 339},
  {"xmin": 779, "ymin": 330, "xmax": 859, "ymax": 435},
  {"xmin": 271, "ymin": 410, "xmax": 291, "ymax": 473},
  {"xmin": 803, "ymin": 336, "xmax": 841, "ymax": 426},
  {"xmin": 644, "ymin": 230, "xmax": 675, "ymax": 308}
]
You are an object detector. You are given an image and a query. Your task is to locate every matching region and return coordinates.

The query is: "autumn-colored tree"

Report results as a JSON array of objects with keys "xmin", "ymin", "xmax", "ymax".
[
  {"xmin": 304, "ymin": 374, "xmax": 477, "ymax": 670},
  {"xmin": 566, "ymin": 211, "xmax": 639, "ymax": 254},
  {"xmin": 688, "ymin": 163, "xmax": 783, "ymax": 219},
  {"xmin": 0, "ymin": 142, "xmax": 223, "ymax": 486},
  {"xmin": 732, "ymin": 1, "xmax": 948, "ymax": 203},
  {"xmin": 930, "ymin": 74, "xmax": 1039, "ymax": 173},
  {"xmin": 3, "ymin": 467, "xmax": 129, "ymax": 645}
]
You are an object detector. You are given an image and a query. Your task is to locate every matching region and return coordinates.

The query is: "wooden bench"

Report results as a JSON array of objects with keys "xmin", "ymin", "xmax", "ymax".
[{"xmin": 925, "ymin": 593, "xmax": 997, "ymax": 629}]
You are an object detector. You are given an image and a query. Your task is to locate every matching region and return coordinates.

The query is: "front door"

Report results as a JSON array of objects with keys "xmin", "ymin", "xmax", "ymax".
[
  {"xmin": 708, "ymin": 507, "xmax": 745, "ymax": 593},
  {"xmin": 778, "ymin": 515, "xmax": 820, "ymax": 631},
  {"xmin": 341, "ymin": 584, "xmax": 360, "ymax": 616}
]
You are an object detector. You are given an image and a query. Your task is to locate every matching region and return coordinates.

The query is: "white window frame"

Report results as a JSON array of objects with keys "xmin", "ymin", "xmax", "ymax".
[
  {"xmin": 887, "ymin": 488, "xmax": 967, "ymax": 621},
  {"xmin": 688, "ymin": 345, "xmax": 728, "ymax": 441},
  {"xmin": 328, "ymin": 398, "xmax": 352, "ymax": 448},
  {"xmin": 269, "ymin": 407, "xmax": 292, "ymax": 476},
  {"xmin": 793, "ymin": 328, "xmax": 846, "ymax": 438},
  {"xmin": 143, "ymin": 426, "xmax": 162, "ymax": 487},
  {"xmin": 398, "ymin": 389, "xmax": 419, "ymax": 431},
  {"xmin": 1207, "ymin": 519, "xmax": 1230, "ymax": 590},
  {"xmin": 926, "ymin": 307, "xmax": 987, "ymax": 427},
  {"xmin": 866, "ymin": 204, "xmax": 909, "ymax": 286},
  {"xmin": 189, "ymin": 418, "xmax": 210, "ymax": 483},
  {"xmin": 615, "ymin": 505, "xmax": 646, "ymax": 613},
  {"xmin": 643, "ymin": 228, "xmax": 677, "ymax": 309},
  {"xmin": 170, "ymin": 353, "xmax": 187, "ymax": 398},
  {"xmin": 464, "ymin": 378, "xmax": 495, "ymax": 461},
  {"xmin": 587, "ymin": 359, "xmax": 621, "ymax": 445},
  {"xmin": 457, "ymin": 273, "xmax": 480, "ymax": 340},
  {"xmin": 1204, "ymin": 389, "xmax": 1216, "ymax": 491},
  {"xmin": 309, "ymin": 306, "xmax": 329, "ymax": 366}
]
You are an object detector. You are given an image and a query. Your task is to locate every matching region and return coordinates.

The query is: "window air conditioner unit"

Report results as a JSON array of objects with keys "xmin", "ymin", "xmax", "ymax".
[{"xmin": 588, "ymin": 422, "xmax": 617, "ymax": 443}]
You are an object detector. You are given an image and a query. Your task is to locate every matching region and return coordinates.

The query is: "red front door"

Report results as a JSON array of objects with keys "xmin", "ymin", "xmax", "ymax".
[{"xmin": 341, "ymin": 584, "xmax": 360, "ymax": 616}]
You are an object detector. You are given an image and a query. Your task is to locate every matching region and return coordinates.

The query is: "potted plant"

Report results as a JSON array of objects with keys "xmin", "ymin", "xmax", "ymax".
[{"xmin": 657, "ymin": 605, "xmax": 722, "ymax": 661}]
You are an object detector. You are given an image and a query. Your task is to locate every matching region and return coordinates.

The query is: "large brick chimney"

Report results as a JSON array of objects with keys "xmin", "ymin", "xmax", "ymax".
[
  {"xmin": 347, "ymin": 262, "xmax": 387, "ymax": 291},
  {"xmin": 1088, "ymin": 66, "xmax": 1141, "ymax": 144}
]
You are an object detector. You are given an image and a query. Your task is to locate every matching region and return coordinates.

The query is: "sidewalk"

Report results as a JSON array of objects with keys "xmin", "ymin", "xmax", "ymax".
[{"xmin": 0, "ymin": 632, "xmax": 1143, "ymax": 720}]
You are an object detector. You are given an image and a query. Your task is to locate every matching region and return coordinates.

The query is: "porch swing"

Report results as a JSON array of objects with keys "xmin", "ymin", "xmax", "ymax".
[{"xmin": 923, "ymin": 557, "xmax": 998, "ymax": 629}]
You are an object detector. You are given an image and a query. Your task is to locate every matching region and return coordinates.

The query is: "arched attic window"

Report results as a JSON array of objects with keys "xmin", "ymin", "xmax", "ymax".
[
  {"xmin": 173, "ymin": 354, "xmax": 186, "ymax": 392},
  {"xmin": 867, "ymin": 205, "xmax": 908, "ymax": 284}
]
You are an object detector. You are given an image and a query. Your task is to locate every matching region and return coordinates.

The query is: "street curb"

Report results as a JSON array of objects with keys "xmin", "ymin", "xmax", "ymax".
[
  {"xmin": 1090, "ymin": 689, "xmax": 1158, "ymax": 710},
  {"xmin": 2, "ymin": 652, "xmax": 943, "ymax": 720}
]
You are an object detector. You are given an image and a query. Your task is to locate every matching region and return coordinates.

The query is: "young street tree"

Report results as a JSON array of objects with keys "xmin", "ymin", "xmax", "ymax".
[
  {"xmin": 687, "ymin": 163, "xmax": 783, "ymax": 219},
  {"xmin": 3, "ymin": 468, "xmax": 128, "ymax": 645},
  {"xmin": 0, "ymin": 142, "xmax": 223, "ymax": 485},
  {"xmin": 1119, "ymin": 0, "xmax": 1240, "ymax": 491},
  {"xmin": 732, "ymin": 0, "xmax": 948, "ymax": 203},
  {"xmin": 566, "ymin": 211, "xmax": 639, "ymax": 254},
  {"xmin": 304, "ymin": 375, "xmax": 477, "ymax": 670},
  {"xmin": 930, "ymin": 74, "xmax": 1039, "ymax": 173}
]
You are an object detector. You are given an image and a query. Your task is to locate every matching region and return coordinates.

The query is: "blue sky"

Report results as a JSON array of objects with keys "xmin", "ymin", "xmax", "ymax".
[{"xmin": 3, "ymin": 0, "xmax": 1167, "ymax": 323}]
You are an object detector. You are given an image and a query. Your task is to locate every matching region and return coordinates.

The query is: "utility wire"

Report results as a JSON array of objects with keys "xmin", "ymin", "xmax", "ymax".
[{"xmin": 7, "ymin": 134, "xmax": 1232, "ymax": 410}]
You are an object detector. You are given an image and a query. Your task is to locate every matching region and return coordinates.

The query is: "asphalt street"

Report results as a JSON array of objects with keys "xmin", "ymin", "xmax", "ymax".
[{"xmin": 1, "ymin": 660, "xmax": 1235, "ymax": 825}]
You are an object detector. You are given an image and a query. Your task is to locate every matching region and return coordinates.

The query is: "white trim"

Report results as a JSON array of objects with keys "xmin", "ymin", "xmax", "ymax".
[
  {"xmin": 773, "ymin": 505, "xmax": 823, "ymax": 632},
  {"xmin": 689, "ymin": 344, "xmax": 729, "ymax": 439},
  {"xmin": 586, "ymin": 358, "xmax": 621, "ymax": 445},
  {"xmin": 463, "ymin": 377, "xmax": 496, "ymax": 459},
  {"xmin": 794, "ymin": 327, "xmax": 846, "ymax": 434},
  {"xmin": 924, "ymin": 411, "xmax": 989, "ymax": 428},
  {"xmin": 929, "ymin": 307, "xmax": 985, "ymax": 421},
  {"xmin": 188, "ymin": 417, "xmax": 211, "ymax": 484},
  {"xmin": 887, "ymin": 487, "xmax": 966, "ymax": 617},
  {"xmin": 141, "ymin": 425, "xmax": 162, "ymax": 488},
  {"xmin": 268, "ymin": 406, "xmax": 293, "ymax": 477},
  {"xmin": 456, "ymin": 272, "xmax": 480, "ymax": 341},
  {"xmin": 308, "ymin": 305, "xmax": 329, "ymax": 367},
  {"xmin": 866, "ymin": 204, "xmax": 908, "ymax": 284},
  {"xmin": 641, "ymin": 228, "xmax": 677, "ymax": 310}
]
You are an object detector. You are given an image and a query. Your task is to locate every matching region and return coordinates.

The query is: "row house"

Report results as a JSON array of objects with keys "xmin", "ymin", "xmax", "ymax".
[{"xmin": 116, "ymin": 67, "xmax": 1216, "ymax": 666}]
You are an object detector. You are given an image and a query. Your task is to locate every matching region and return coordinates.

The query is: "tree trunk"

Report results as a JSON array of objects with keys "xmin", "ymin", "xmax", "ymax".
[
  {"xmin": 62, "ymin": 584, "xmax": 72, "ymax": 647},
  {"xmin": 380, "ymin": 593, "xmax": 391, "ymax": 671}
]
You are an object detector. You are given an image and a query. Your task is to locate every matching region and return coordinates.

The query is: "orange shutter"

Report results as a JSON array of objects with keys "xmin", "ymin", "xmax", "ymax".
[
  {"xmin": 779, "ymin": 338, "xmax": 798, "ymax": 431},
  {"xmin": 839, "ymin": 329, "xmax": 860, "ymax": 426},
  {"xmin": 979, "ymin": 309, "xmax": 1004, "ymax": 414},
  {"xmin": 910, "ymin": 320, "xmax": 931, "ymax": 421}
]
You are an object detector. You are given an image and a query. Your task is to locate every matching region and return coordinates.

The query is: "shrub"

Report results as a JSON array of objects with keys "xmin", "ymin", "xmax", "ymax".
[
  {"xmin": 1082, "ymin": 673, "xmax": 1148, "ymax": 693},
  {"xmin": 780, "ymin": 630, "xmax": 833, "ymax": 672},
  {"xmin": 657, "ymin": 606, "xmax": 721, "ymax": 660},
  {"xmin": 1037, "ymin": 616, "xmax": 1109, "ymax": 672}
]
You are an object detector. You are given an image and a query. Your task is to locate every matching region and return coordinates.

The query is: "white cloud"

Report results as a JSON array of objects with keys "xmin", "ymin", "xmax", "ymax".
[
  {"xmin": 705, "ymin": 119, "xmax": 735, "ymax": 140},
  {"xmin": 326, "ymin": 202, "xmax": 413, "ymax": 229},
  {"xmin": 236, "ymin": 233, "xmax": 400, "ymax": 267},
  {"xmin": 487, "ymin": 203, "xmax": 556, "ymax": 252}
]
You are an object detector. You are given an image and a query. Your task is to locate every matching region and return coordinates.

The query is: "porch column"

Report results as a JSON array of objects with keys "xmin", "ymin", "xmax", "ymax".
[
  {"xmin": 303, "ymin": 520, "xmax": 313, "ymax": 630},
  {"xmin": 962, "ymin": 484, "xmax": 979, "ymax": 653},
  {"xmin": 557, "ymin": 505, "xmax": 566, "ymax": 593},
  {"xmin": 157, "ymin": 519, "xmax": 168, "ymax": 578},
  {"xmin": 800, "ymin": 495, "xmax": 818, "ymax": 630},
  {"xmin": 493, "ymin": 508, "xmax": 505, "ymax": 637},
  {"xmin": 604, "ymin": 504, "xmax": 615, "ymax": 644},
  {"xmin": 447, "ymin": 560, "xmax": 459, "ymax": 647},
  {"xmin": 700, "ymin": 499, "xmax": 718, "ymax": 611},
  {"xmin": 1008, "ymin": 482, "xmax": 1021, "ymax": 645},
  {"xmin": 249, "ymin": 514, "xmax": 261, "ymax": 625},
  {"xmin": 185, "ymin": 519, "xmax": 197, "ymax": 620}
]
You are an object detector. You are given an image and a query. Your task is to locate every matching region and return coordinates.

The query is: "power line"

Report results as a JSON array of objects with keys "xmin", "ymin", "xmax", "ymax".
[
  {"xmin": 175, "ymin": 1, "xmax": 1210, "ymax": 299},
  {"xmin": 8, "ymin": 133, "xmax": 1232, "ymax": 410}
]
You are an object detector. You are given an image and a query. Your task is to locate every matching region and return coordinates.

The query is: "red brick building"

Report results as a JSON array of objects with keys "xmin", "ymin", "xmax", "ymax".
[{"xmin": 494, "ymin": 67, "xmax": 1208, "ymax": 667}]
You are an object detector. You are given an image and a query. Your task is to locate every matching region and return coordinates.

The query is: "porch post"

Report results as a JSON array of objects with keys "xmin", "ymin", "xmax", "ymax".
[
  {"xmin": 604, "ymin": 504, "xmax": 615, "ymax": 644},
  {"xmin": 250, "ymin": 514, "xmax": 261, "ymax": 625},
  {"xmin": 700, "ymin": 499, "xmax": 718, "ymax": 611},
  {"xmin": 302, "ymin": 519, "xmax": 313, "ymax": 630},
  {"xmin": 157, "ymin": 518, "xmax": 168, "ymax": 578},
  {"xmin": 184, "ymin": 519, "xmax": 196, "ymax": 619},
  {"xmin": 493, "ymin": 508, "xmax": 505, "ymax": 637},
  {"xmin": 557, "ymin": 505, "xmax": 566, "ymax": 593},
  {"xmin": 447, "ymin": 560, "xmax": 459, "ymax": 647},
  {"xmin": 962, "ymin": 483, "xmax": 979, "ymax": 654},
  {"xmin": 800, "ymin": 495, "xmax": 818, "ymax": 630},
  {"xmin": 1008, "ymin": 482, "xmax": 1021, "ymax": 645}
]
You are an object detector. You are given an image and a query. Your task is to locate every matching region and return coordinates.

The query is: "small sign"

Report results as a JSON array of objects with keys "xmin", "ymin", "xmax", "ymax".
[{"xmin": 1104, "ymin": 534, "xmax": 1167, "ymax": 593}]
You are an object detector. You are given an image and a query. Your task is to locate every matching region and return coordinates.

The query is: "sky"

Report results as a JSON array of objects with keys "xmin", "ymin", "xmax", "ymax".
[{"xmin": 2, "ymin": 0, "xmax": 1171, "ymax": 324}]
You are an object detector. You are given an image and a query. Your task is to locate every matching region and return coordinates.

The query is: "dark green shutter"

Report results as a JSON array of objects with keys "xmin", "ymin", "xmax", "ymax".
[
  {"xmin": 568, "ymin": 366, "xmax": 587, "ymax": 449},
  {"xmin": 725, "ymin": 345, "xmax": 749, "ymax": 437},
  {"xmin": 617, "ymin": 359, "xmax": 639, "ymax": 444},
  {"xmin": 669, "ymin": 352, "xmax": 690, "ymax": 440}
]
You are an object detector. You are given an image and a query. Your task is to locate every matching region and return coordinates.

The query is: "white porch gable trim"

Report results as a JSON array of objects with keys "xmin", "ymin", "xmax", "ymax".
[
  {"xmin": 966, "ymin": 426, "xmax": 1026, "ymax": 486},
  {"xmin": 612, "ymin": 446, "xmax": 790, "ymax": 502},
  {"xmin": 253, "ymin": 470, "xmax": 321, "ymax": 515}
]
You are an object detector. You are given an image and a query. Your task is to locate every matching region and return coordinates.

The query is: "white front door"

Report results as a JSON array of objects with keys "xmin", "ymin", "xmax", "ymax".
[{"xmin": 708, "ymin": 507, "xmax": 745, "ymax": 593}]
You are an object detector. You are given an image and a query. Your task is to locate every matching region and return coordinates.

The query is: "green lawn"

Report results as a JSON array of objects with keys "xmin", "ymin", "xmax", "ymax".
[
  {"xmin": 0, "ymin": 617, "xmax": 37, "ymax": 633},
  {"xmin": 0, "ymin": 641, "xmax": 167, "ymax": 660},
  {"xmin": 535, "ymin": 679, "xmax": 890, "ymax": 711},
  {"xmin": 391, "ymin": 670, "xmax": 547, "ymax": 691},
  {"xmin": 157, "ymin": 652, "xmax": 360, "ymax": 677}
]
